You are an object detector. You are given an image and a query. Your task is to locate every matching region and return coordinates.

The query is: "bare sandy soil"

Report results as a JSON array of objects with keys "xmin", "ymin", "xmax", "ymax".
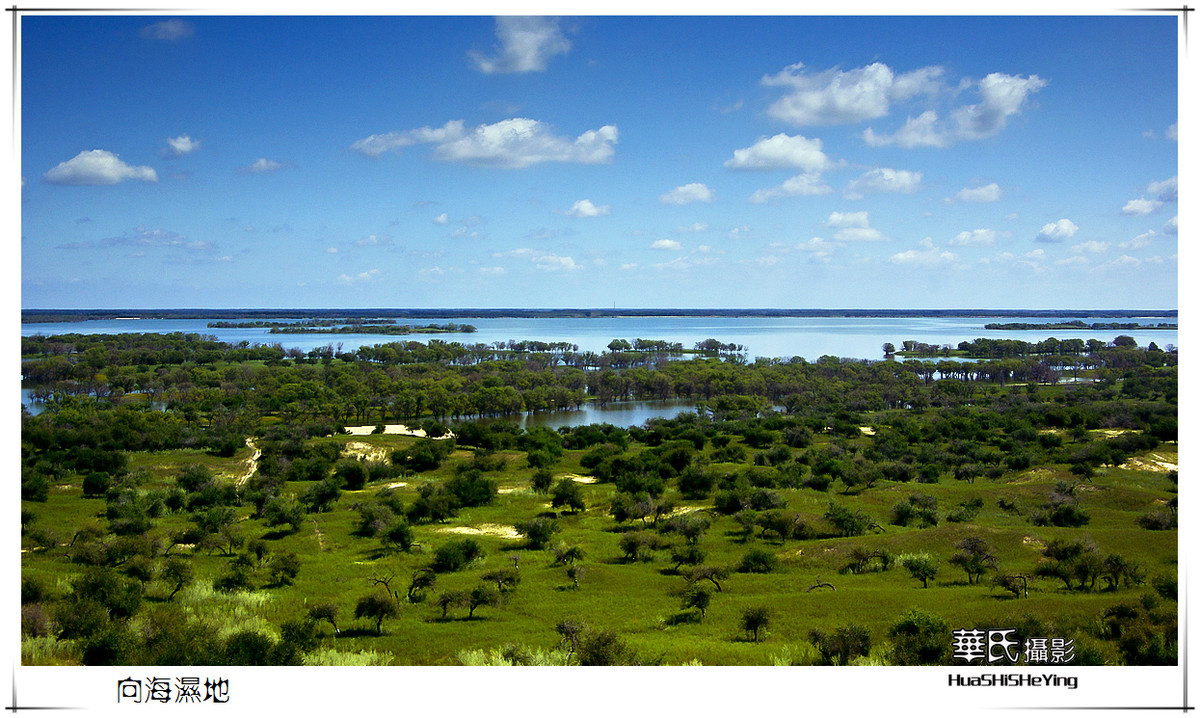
[{"xmin": 436, "ymin": 524, "xmax": 521, "ymax": 539}]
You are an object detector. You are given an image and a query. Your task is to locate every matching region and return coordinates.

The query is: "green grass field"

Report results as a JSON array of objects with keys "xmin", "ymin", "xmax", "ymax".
[{"xmin": 21, "ymin": 429, "xmax": 1178, "ymax": 666}]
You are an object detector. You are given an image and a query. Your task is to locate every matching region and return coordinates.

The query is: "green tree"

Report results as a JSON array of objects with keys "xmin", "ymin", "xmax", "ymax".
[
  {"xmin": 900, "ymin": 553, "xmax": 939, "ymax": 588},
  {"xmin": 355, "ymin": 592, "xmax": 399, "ymax": 635},
  {"xmin": 740, "ymin": 606, "xmax": 771, "ymax": 643}
]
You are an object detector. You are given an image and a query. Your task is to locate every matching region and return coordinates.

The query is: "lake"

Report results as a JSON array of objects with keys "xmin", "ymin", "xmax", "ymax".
[{"xmin": 19, "ymin": 313, "xmax": 1178, "ymax": 362}]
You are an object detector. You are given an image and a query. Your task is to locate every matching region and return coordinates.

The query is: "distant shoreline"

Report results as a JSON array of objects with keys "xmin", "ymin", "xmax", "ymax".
[{"xmin": 19, "ymin": 308, "xmax": 1180, "ymax": 324}]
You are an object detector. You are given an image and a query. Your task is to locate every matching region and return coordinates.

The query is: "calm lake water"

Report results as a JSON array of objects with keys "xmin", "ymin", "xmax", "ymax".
[
  {"xmin": 21, "ymin": 314, "xmax": 1177, "ymax": 425},
  {"xmin": 19, "ymin": 314, "xmax": 1178, "ymax": 362}
]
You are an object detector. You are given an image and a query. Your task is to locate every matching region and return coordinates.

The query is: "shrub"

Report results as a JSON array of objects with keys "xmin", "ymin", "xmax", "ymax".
[
  {"xmin": 431, "ymin": 538, "xmax": 485, "ymax": 572},
  {"xmin": 887, "ymin": 610, "xmax": 950, "ymax": 665},
  {"xmin": 737, "ymin": 548, "xmax": 779, "ymax": 574}
]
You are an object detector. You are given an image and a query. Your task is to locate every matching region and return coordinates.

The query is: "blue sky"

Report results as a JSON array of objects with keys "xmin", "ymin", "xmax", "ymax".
[{"xmin": 18, "ymin": 13, "xmax": 1181, "ymax": 309}]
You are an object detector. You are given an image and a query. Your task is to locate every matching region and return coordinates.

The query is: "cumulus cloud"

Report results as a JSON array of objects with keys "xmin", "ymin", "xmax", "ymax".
[
  {"xmin": 949, "ymin": 229, "xmax": 997, "ymax": 247},
  {"xmin": 242, "ymin": 158, "xmax": 287, "ymax": 174},
  {"xmin": 469, "ymin": 17, "xmax": 571, "ymax": 74},
  {"xmin": 162, "ymin": 135, "xmax": 200, "ymax": 157},
  {"xmin": 864, "ymin": 72, "xmax": 1046, "ymax": 148},
  {"xmin": 844, "ymin": 167, "xmax": 921, "ymax": 199},
  {"xmin": 761, "ymin": 61, "xmax": 943, "ymax": 126},
  {"xmin": 565, "ymin": 199, "xmax": 611, "ymax": 218},
  {"xmin": 660, "ymin": 183, "xmax": 714, "ymax": 205},
  {"xmin": 1035, "ymin": 218, "xmax": 1079, "ymax": 243},
  {"xmin": 140, "ymin": 19, "xmax": 194, "ymax": 41},
  {"xmin": 651, "ymin": 239, "xmax": 682, "ymax": 251},
  {"xmin": 1122, "ymin": 198, "xmax": 1162, "ymax": 216},
  {"xmin": 951, "ymin": 183, "xmax": 1002, "ymax": 203},
  {"xmin": 352, "ymin": 119, "xmax": 618, "ymax": 168},
  {"xmin": 825, "ymin": 211, "xmax": 883, "ymax": 241},
  {"xmin": 43, "ymin": 150, "xmax": 158, "ymax": 185},
  {"xmin": 1166, "ymin": 123, "xmax": 1178, "ymax": 141},
  {"xmin": 433, "ymin": 213, "xmax": 449, "ymax": 225},
  {"xmin": 1164, "ymin": 216, "xmax": 1178, "ymax": 235},
  {"xmin": 748, "ymin": 172, "xmax": 831, "ymax": 203},
  {"xmin": 724, "ymin": 133, "xmax": 834, "ymax": 171}
]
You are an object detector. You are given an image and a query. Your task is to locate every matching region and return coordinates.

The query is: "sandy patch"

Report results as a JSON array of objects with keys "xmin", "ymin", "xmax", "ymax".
[
  {"xmin": 436, "ymin": 524, "xmax": 521, "ymax": 540},
  {"xmin": 1095, "ymin": 429, "xmax": 1135, "ymax": 438},
  {"xmin": 344, "ymin": 424, "xmax": 456, "ymax": 439},
  {"xmin": 859, "ymin": 427, "xmax": 876, "ymax": 436},
  {"xmin": 382, "ymin": 482, "xmax": 408, "ymax": 490},
  {"xmin": 561, "ymin": 474, "xmax": 597, "ymax": 484},
  {"xmin": 1120, "ymin": 454, "xmax": 1178, "ymax": 473},
  {"xmin": 344, "ymin": 441, "xmax": 392, "ymax": 463},
  {"xmin": 1022, "ymin": 535, "xmax": 1046, "ymax": 550},
  {"xmin": 497, "ymin": 486, "xmax": 526, "ymax": 494}
]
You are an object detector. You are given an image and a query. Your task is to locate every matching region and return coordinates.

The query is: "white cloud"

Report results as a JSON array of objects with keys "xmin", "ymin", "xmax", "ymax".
[
  {"xmin": 724, "ymin": 133, "xmax": 834, "ymax": 171},
  {"xmin": 433, "ymin": 213, "xmax": 449, "ymax": 225},
  {"xmin": 725, "ymin": 225, "xmax": 751, "ymax": 239},
  {"xmin": 438, "ymin": 119, "xmax": 617, "ymax": 168},
  {"xmin": 1110, "ymin": 255, "xmax": 1141, "ymax": 267},
  {"xmin": 660, "ymin": 183, "xmax": 714, "ymax": 205},
  {"xmin": 951, "ymin": 183, "xmax": 1002, "ymax": 203},
  {"xmin": 825, "ymin": 211, "xmax": 883, "ymax": 241},
  {"xmin": 825, "ymin": 211, "xmax": 870, "ymax": 229},
  {"xmin": 890, "ymin": 248, "xmax": 957, "ymax": 265},
  {"xmin": 495, "ymin": 248, "xmax": 581, "ymax": 272},
  {"xmin": 1147, "ymin": 176, "xmax": 1178, "ymax": 202},
  {"xmin": 761, "ymin": 61, "xmax": 943, "ymax": 126},
  {"xmin": 949, "ymin": 229, "xmax": 997, "ymax": 246},
  {"xmin": 675, "ymin": 223, "xmax": 709, "ymax": 233},
  {"xmin": 351, "ymin": 121, "xmax": 467, "ymax": 158},
  {"xmin": 43, "ymin": 150, "xmax": 158, "ymax": 185},
  {"xmin": 1072, "ymin": 240, "xmax": 1110, "ymax": 253},
  {"xmin": 419, "ymin": 267, "xmax": 445, "ymax": 277},
  {"xmin": 651, "ymin": 239, "xmax": 682, "ymax": 251},
  {"xmin": 1035, "ymin": 218, "xmax": 1079, "ymax": 243},
  {"xmin": 565, "ymin": 199, "xmax": 611, "ymax": 218},
  {"xmin": 1122, "ymin": 198, "xmax": 1162, "ymax": 216},
  {"xmin": 469, "ymin": 17, "xmax": 571, "ymax": 74},
  {"xmin": 1167, "ymin": 123, "xmax": 1178, "ymax": 141},
  {"xmin": 748, "ymin": 172, "xmax": 831, "ymax": 203},
  {"xmin": 162, "ymin": 135, "xmax": 200, "ymax": 157},
  {"xmin": 864, "ymin": 73, "xmax": 1046, "ymax": 147},
  {"xmin": 140, "ymin": 19, "xmax": 194, "ymax": 41},
  {"xmin": 1164, "ymin": 216, "xmax": 1178, "ymax": 235},
  {"xmin": 355, "ymin": 234, "xmax": 393, "ymax": 247},
  {"xmin": 243, "ymin": 158, "xmax": 286, "ymax": 174},
  {"xmin": 844, "ymin": 167, "xmax": 921, "ymax": 198},
  {"xmin": 337, "ymin": 269, "xmax": 381, "ymax": 284},
  {"xmin": 352, "ymin": 119, "xmax": 617, "ymax": 168},
  {"xmin": 326, "ymin": 247, "xmax": 339, "ymax": 254},
  {"xmin": 1120, "ymin": 230, "xmax": 1157, "ymax": 250},
  {"xmin": 479, "ymin": 266, "xmax": 506, "ymax": 275}
]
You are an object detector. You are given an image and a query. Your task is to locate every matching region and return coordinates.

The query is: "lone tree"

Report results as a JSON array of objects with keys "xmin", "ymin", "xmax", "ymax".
[
  {"xmin": 355, "ymin": 592, "xmax": 399, "ymax": 635},
  {"xmin": 467, "ymin": 585, "xmax": 502, "ymax": 618},
  {"xmin": 809, "ymin": 623, "xmax": 871, "ymax": 665},
  {"xmin": 515, "ymin": 517, "xmax": 560, "ymax": 550},
  {"xmin": 900, "ymin": 553, "xmax": 939, "ymax": 588},
  {"xmin": 740, "ymin": 606, "xmax": 771, "ymax": 643},
  {"xmin": 308, "ymin": 602, "xmax": 340, "ymax": 636},
  {"xmin": 407, "ymin": 569, "xmax": 437, "ymax": 603},
  {"xmin": 161, "ymin": 557, "xmax": 194, "ymax": 601},
  {"xmin": 481, "ymin": 568, "xmax": 521, "ymax": 594},
  {"xmin": 550, "ymin": 478, "xmax": 586, "ymax": 514},
  {"xmin": 949, "ymin": 536, "xmax": 999, "ymax": 585},
  {"xmin": 436, "ymin": 590, "xmax": 469, "ymax": 619},
  {"xmin": 680, "ymin": 584, "xmax": 713, "ymax": 620}
]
